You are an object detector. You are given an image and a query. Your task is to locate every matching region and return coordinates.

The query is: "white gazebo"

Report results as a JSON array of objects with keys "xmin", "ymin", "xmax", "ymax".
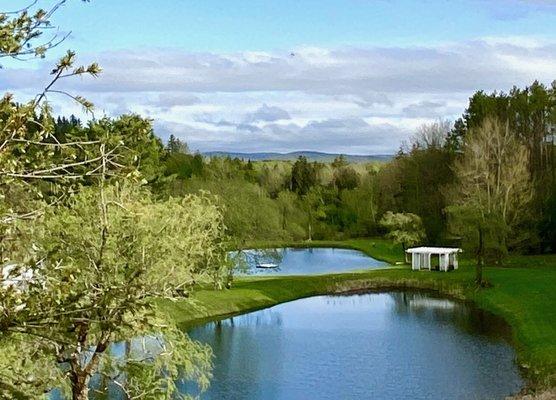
[{"xmin": 406, "ymin": 247, "xmax": 462, "ymax": 272}]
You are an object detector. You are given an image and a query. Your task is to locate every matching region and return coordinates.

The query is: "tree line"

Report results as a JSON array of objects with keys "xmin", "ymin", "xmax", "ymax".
[
  {"xmin": 98, "ymin": 79, "xmax": 555, "ymax": 267},
  {"xmin": 132, "ymin": 81, "xmax": 554, "ymax": 282}
]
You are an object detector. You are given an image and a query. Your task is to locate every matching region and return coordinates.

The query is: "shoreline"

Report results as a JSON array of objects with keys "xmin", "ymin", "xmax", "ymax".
[{"xmin": 159, "ymin": 238, "xmax": 556, "ymax": 394}]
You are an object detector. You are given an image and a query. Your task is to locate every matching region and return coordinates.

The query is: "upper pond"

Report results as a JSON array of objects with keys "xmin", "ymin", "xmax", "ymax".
[
  {"xmin": 184, "ymin": 292, "xmax": 523, "ymax": 400},
  {"xmin": 233, "ymin": 247, "xmax": 386, "ymax": 275}
]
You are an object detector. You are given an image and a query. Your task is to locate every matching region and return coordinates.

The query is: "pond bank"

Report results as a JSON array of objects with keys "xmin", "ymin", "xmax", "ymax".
[
  {"xmin": 506, "ymin": 388, "xmax": 556, "ymax": 399},
  {"xmin": 158, "ymin": 238, "xmax": 556, "ymax": 393},
  {"xmin": 187, "ymin": 291, "xmax": 522, "ymax": 400}
]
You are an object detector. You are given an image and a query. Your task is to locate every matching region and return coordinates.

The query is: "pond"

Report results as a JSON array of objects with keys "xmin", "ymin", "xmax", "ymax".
[
  {"xmin": 234, "ymin": 247, "xmax": 387, "ymax": 275},
  {"xmin": 184, "ymin": 292, "xmax": 523, "ymax": 400}
]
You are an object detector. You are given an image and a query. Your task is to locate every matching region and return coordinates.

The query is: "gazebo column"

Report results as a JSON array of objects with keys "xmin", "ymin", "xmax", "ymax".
[
  {"xmin": 439, "ymin": 254, "xmax": 444, "ymax": 271},
  {"xmin": 443, "ymin": 254, "xmax": 449, "ymax": 271},
  {"xmin": 412, "ymin": 253, "xmax": 420, "ymax": 270}
]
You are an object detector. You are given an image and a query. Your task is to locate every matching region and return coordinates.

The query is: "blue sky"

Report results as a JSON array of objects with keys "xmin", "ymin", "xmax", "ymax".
[
  {"xmin": 4, "ymin": 0, "xmax": 556, "ymax": 154},
  {"xmin": 54, "ymin": 0, "xmax": 556, "ymax": 52}
]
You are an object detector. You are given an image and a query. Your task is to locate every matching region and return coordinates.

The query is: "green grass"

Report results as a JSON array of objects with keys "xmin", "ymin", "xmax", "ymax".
[{"xmin": 159, "ymin": 239, "xmax": 556, "ymax": 389}]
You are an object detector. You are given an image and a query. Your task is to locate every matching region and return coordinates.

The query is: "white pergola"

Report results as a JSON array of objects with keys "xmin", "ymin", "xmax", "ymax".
[{"xmin": 406, "ymin": 247, "xmax": 461, "ymax": 272}]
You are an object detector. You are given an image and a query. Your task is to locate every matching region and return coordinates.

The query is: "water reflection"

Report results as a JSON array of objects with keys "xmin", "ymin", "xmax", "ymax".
[
  {"xmin": 232, "ymin": 247, "xmax": 386, "ymax": 276},
  {"xmin": 186, "ymin": 292, "xmax": 523, "ymax": 400},
  {"xmin": 387, "ymin": 291, "xmax": 513, "ymax": 340},
  {"xmin": 51, "ymin": 336, "xmax": 169, "ymax": 400}
]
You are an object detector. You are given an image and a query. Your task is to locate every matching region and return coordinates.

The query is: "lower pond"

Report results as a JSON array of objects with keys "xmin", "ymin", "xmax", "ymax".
[
  {"xmin": 184, "ymin": 292, "xmax": 523, "ymax": 400},
  {"xmin": 233, "ymin": 247, "xmax": 386, "ymax": 275}
]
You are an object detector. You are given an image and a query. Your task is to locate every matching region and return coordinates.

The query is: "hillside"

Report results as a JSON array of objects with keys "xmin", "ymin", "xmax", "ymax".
[{"xmin": 203, "ymin": 151, "xmax": 392, "ymax": 163}]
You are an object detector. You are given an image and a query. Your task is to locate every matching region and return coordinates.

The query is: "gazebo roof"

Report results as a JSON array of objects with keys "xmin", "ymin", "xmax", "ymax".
[{"xmin": 406, "ymin": 246, "xmax": 461, "ymax": 254}]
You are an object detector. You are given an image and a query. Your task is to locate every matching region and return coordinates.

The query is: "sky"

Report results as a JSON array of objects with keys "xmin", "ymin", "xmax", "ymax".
[{"xmin": 2, "ymin": 0, "xmax": 556, "ymax": 154}]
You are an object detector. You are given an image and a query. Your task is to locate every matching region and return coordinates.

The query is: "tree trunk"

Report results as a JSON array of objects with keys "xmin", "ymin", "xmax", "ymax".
[
  {"xmin": 71, "ymin": 337, "xmax": 109, "ymax": 400},
  {"xmin": 476, "ymin": 226, "xmax": 484, "ymax": 285},
  {"xmin": 402, "ymin": 242, "xmax": 408, "ymax": 263},
  {"xmin": 71, "ymin": 373, "xmax": 90, "ymax": 400}
]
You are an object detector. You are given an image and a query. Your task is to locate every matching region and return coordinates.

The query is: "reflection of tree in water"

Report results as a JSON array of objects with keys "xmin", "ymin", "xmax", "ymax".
[
  {"xmin": 86, "ymin": 336, "xmax": 172, "ymax": 399},
  {"xmin": 232, "ymin": 248, "xmax": 285, "ymax": 274},
  {"xmin": 215, "ymin": 309, "xmax": 284, "ymax": 328},
  {"xmin": 183, "ymin": 309, "xmax": 285, "ymax": 399},
  {"xmin": 387, "ymin": 291, "xmax": 512, "ymax": 341}
]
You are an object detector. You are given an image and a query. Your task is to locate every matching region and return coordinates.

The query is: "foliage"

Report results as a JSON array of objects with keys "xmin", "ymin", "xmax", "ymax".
[
  {"xmin": 4, "ymin": 184, "xmax": 226, "ymax": 398},
  {"xmin": 158, "ymin": 154, "xmax": 385, "ymax": 243},
  {"xmin": 379, "ymin": 211, "xmax": 426, "ymax": 252},
  {"xmin": 0, "ymin": 1, "xmax": 82, "ymax": 61},
  {"xmin": 173, "ymin": 177, "xmax": 297, "ymax": 244},
  {"xmin": 378, "ymin": 129, "xmax": 455, "ymax": 244},
  {"xmin": 332, "ymin": 165, "xmax": 359, "ymax": 191},
  {"xmin": 301, "ymin": 187, "xmax": 327, "ymax": 240},
  {"xmin": 258, "ymin": 162, "xmax": 290, "ymax": 198},
  {"xmin": 276, "ymin": 190, "xmax": 306, "ymax": 239},
  {"xmin": 290, "ymin": 156, "xmax": 319, "ymax": 195},
  {"xmin": 162, "ymin": 135, "xmax": 204, "ymax": 180},
  {"xmin": 448, "ymin": 117, "xmax": 532, "ymax": 282},
  {"xmin": 339, "ymin": 179, "xmax": 379, "ymax": 236},
  {"xmin": 0, "ymin": 2, "xmax": 229, "ymax": 398},
  {"xmin": 447, "ymin": 81, "xmax": 556, "ymax": 251},
  {"xmin": 84, "ymin": 115, "xmax": 165, "ymax": 183}
]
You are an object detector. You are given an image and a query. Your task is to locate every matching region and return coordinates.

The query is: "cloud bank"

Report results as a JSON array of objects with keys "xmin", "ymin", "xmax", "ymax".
[{"xmin": 2, "ymin": 37, "xmax": 554, "ymax": 154}]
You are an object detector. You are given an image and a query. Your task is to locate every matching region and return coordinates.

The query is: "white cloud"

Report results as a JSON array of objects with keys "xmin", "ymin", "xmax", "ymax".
[
  {"xmin": 243, "ymin": 104, "xmax": 291, "ymax": 123},
  {"xmin": 402, "ymin": 101, "xmax": 446, "ymax": 118},
  {"xmin": 2, "ymin": 37, "xmax": 555, "ymax": 154}
]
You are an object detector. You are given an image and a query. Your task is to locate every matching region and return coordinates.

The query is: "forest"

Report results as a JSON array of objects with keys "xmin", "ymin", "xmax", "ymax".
[
  {"xmin": 52, "ymin": 80, "xmax": 556, "ymax": 259},
  {"xmin": 1, "ymin": 2, "xmax": 555, "ymax": 399}
]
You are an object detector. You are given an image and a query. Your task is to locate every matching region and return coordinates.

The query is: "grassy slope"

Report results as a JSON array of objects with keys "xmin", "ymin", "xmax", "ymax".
[{"xmin": 160, "ymin": 239, "xmax": 556, "ymax": 388}]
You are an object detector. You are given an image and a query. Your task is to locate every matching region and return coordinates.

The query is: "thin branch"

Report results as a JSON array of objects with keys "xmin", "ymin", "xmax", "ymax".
[
  {"xmin": 9, "ymin": 138, "xmax": 101, "ymax": 147},
  {"xmin": 3, "ymin": 0, "xmax": 39, "ymax": 15}
]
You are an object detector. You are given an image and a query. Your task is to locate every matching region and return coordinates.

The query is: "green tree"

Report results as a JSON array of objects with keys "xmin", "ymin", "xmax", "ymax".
[
  {"xmin": 380, "ymin": 211, "xmax": 425, "ymax": 262},
  {"xmin": 176, "ymin": 177, "xmax": 287, "ymax": 244},
  {"xmin": 331, "ymin": 154, "xmax": 348, "ymax": 169},
  {"xmin": 447, "ymin": 118, "xmax": 532, "ymax": 284},
  {"xmin": 276, "ymin": 190, "xmax": 306, "ymax": 239},
  {"xmin": 447, "ymin": 82, "xmax": 556, "ymax": 251},
  {"xmin": 302, "ymin": 187, "xmax": 326, "ymax": 241},
  {"xmin": 332, "ymin": 166, "xmax": 360, "ymax": 191},
  {"xmin": 1, "ymin": 2, "xmax": 102, "ymax": 353},
  {"xmin": 166, "ymin": 134, "xmax": 189, "ymax": 154},
  {"xmin": 259, "ymin": 164, "xmax": 288, "ymax": 198},
  {"xmin": 340, "ymin": 177, "xmax": 379, "ymax": 236},
  {"xmin": 291, "ymin": 156, "xmax": 318, "ymax": 195},
  {"xmin": 0, "ymin": 2, "xmax": 227, "ymax": 397},
  {"xmin": 33, "ymin": 183, "xmax": 226, "ymax": 399},
  {"xmin": 377, "ymin": 124, "xmax": 455, "ymax": 244},
  {"xmin": 84, "ymin": 115, "xmax": 165, "ymax": 183}
]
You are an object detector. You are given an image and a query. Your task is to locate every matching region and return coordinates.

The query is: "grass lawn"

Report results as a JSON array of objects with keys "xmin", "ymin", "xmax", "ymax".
[{"xmin": 159, "ymin": 238, "xmax": 556, "ymax": 389}]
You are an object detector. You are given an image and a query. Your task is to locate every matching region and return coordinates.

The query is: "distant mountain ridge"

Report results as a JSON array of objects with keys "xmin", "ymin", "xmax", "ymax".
[{"xmin": 202, "ymin": 151, "xmax": 392, "ymax": 163}]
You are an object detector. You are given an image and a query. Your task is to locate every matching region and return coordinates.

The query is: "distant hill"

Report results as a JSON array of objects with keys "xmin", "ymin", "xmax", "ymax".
[{"xmin": 202, "ymin": 151, "xmax": 392, "ymax": 163}]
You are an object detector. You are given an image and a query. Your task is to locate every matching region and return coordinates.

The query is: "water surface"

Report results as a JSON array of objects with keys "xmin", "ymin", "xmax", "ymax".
[
  {"xmin": 234, "ymin": 247, "xmax": 386, "ymax": 275},
  {"xmin": 185, "ymin": 292, "xmax": 523, "ymax": 400}
]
